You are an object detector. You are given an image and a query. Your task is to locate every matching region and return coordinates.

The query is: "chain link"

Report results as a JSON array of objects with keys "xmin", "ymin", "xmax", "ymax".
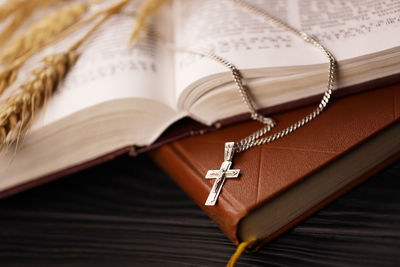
[
  {"xmin": 203, "ymin": 52, "xmax": 277, "ymax": 126},
  {"xmin": 228, "ymin": 0, "xmax": 336, "ymax": 153}
]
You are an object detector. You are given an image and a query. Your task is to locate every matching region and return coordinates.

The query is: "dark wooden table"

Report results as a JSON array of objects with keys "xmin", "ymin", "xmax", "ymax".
[{"xmin": 0, "ymin": 155, "xmax": 399, "ymax": 266}]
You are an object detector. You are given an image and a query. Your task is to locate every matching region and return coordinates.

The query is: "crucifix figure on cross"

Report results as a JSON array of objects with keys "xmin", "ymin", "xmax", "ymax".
[{"xmin": 205, "ymin": 142, "xmax": 241, "ymax": 206}]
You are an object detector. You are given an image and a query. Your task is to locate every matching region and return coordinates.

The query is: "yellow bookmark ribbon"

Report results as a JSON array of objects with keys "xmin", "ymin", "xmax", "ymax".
[{"xmin": 227, "ymin": 238, "xmax": 257, "ymax": 267}]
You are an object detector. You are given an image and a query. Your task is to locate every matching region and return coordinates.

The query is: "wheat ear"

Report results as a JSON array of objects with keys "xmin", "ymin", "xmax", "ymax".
[
  {"xmin": 129, "ymin": 0, "xmax": 166, "ymax": 44},
  {"xmin": 0, "ymin": 51, "xmax": 78, "ymax": 150},
  {"xmin": 1, "ymin": 2, "xmax": 89, "ymax": 64},
  {"xmin": 0, "ymin": 0, "xmax": 132, "ymax": 150}
]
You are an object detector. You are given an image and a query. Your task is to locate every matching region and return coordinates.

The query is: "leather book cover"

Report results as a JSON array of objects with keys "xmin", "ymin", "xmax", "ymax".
[{"xmin": 150, "ymin": 85, "xmax": 400, "ymax": 245}]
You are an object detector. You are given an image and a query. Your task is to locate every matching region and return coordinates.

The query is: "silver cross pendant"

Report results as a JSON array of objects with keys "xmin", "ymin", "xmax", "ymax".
[{"xmin": 205, "ymin": 142, "xmax": 240, "ymax": 206}]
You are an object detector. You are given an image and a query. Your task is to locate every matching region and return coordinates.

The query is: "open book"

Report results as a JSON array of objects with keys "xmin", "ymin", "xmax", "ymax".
[{"xmin": 1, "ymin": 0, "xmax": 400, "ymax": 193}]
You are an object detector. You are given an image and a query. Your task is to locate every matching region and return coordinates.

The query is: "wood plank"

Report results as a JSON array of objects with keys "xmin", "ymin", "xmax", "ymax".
[{"xmin": 0, "ymin": 155, "xmax": 399, "ymax": 266}]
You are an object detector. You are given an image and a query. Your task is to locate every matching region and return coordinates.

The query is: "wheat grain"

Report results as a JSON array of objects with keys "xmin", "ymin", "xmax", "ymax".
[
  {"xmin": 0, "ymin": 0, "xmax": 53, "ymax": 21},
  {"xmin": 0, "ymin": 7, "xmax": 35, "ymax": 49},
  {"xmin": 1, "ymin": 2, "xmax": 88, "ymax": 64},
  {"xmin": 0, "ymin": 50, "xmax": 78, "ymax": 150},
  {"xmin": 0, "ymin": 67, "xmax": 18, "ymax": 96},
  {"xmin": 0, "ymin": 0, "xmax": 28, "ymax": 23}
]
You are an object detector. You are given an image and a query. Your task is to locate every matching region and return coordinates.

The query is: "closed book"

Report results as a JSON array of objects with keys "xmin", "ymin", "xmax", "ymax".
[{"xmin": 150, "ymin": 85, "xmax": 400, "ymax": 248}]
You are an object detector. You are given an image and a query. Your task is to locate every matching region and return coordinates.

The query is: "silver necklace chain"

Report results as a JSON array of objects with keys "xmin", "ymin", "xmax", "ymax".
[
  {"xmin": 164, "ymin": 0, "xmax": 336, "ymax": 153},
  {"xmin": 222, "ymin": 0, "xmax": 336, "ymax": 153},
  {"xmin": 168, "ymin": 0, "xmax": 337, "ymax": 206}
]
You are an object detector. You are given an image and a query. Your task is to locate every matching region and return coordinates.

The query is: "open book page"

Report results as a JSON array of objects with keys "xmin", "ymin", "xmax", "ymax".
[
  {"xmin": 173, "ymin": 0, "xmax": 400, "ymax": 107},
  {"xmin": 26, "ymin": 1, "xmax": 176, "ymax": 130}
]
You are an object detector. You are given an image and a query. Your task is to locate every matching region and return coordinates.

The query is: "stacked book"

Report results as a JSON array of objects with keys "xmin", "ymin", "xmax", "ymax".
[{"xmin": 1, "ymin": 0, "xmax": 399, "ymax": 257}]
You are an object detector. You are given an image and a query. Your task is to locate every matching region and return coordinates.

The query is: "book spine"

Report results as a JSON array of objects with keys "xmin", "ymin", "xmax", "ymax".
[{"xmin": 150, "ymin": 144, "xmax": 243, "ymax": 245}]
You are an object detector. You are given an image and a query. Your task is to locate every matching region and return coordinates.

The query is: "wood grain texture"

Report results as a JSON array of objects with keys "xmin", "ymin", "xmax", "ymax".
[{"xmin": 0, "ymin": 155, "xmax": 399, "ymax": 266}]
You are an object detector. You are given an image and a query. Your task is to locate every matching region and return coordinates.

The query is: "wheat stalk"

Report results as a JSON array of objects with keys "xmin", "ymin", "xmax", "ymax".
[
  {"xmin": 129, "ymin": 0, "xmax": 167, "ymax": 44},
  {"xmin": 1, "ymin": 2, "xmax": 89, "ymax": 64}
]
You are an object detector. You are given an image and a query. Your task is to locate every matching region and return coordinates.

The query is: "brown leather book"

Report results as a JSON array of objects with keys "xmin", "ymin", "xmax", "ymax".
[{"xmin": 150, "ymin": 85, "xmax": 400, "ymax": 248}]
